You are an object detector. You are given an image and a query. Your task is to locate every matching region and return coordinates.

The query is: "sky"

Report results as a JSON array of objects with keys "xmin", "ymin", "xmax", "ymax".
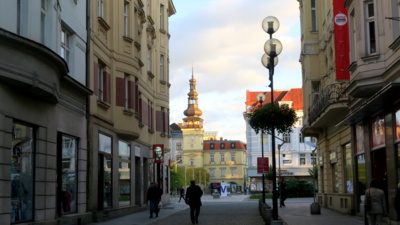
[{"xmin": 169, "ymin": 0, "xmax": 302, "ymax": 143}]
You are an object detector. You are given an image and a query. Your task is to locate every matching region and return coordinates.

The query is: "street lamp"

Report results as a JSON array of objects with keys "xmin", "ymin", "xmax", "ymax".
[
  {"xmin": 256, "ymin": 93, "xmax": 266, "ymax": 203},
  {"xmin": 261, "ymin": 16, "xmax": 283, "ymax": 221}
]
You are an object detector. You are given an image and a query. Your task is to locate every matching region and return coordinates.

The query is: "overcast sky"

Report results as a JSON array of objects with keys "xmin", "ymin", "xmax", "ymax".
[{"xmin": 169, "ymin": 0, "xmax": 302, "ymax": 143}]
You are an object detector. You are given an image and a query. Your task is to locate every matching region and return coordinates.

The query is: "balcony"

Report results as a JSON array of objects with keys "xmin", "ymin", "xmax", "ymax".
[{"xmin": 307, "ymin": 82, "xmax": 350, "ymax": 129}]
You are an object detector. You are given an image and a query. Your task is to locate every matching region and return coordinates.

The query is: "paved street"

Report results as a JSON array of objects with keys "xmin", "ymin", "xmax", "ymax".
[{"xmin": 91, "ymin": 195, "xmax": 372, "ymax": 225}]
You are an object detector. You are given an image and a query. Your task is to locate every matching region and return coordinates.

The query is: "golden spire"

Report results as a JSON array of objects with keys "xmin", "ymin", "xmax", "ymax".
[{"xmin": 183, "ymin": 66, "xmax": 203, "ymax": 119}]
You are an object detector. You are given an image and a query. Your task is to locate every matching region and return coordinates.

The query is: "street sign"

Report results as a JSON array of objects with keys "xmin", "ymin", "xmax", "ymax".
[{"xmin": 257, "ymin": 157, "xmax": 269, "ymax": 174}]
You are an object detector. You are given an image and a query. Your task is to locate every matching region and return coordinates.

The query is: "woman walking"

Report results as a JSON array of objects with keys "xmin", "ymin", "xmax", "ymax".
[{"xmin": 364, "ymin": 179, "xmax": 387, "ymax": 225}]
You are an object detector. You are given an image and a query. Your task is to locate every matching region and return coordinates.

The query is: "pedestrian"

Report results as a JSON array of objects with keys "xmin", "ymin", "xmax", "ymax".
[
  {"xmin": 179, "ymin": 187, "xmax": 185, "ymax": 202},
  {"xmin": 364, "ymin": 179, "xmax": 387, "ymax": 225},
  {"xmin": 395, "ymin": 183, "xmax": 400, "ymax": 221},
  {"xmin": 280, "ymin": 177, "xmax": 287, "ymax": 207},
  {"xmin": 185, "ymin": 180, "xmax": 203, "ymax": 224},
  {"xmin": 146, "ymin": 182, "xmax": 162, "ymax": 218}
]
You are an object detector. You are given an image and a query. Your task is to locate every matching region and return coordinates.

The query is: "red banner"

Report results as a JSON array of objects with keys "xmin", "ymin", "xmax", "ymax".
[
  {"xmin": 333, "ymin": 0, "xmax": 350, "ymax": 80},
  {"xmin": 257, "ymin": 157, "xmax": 269, "ymax": 174},
  {"xmin": 152, "ymin": 144, "xmax": 164, "ymax": 163}
]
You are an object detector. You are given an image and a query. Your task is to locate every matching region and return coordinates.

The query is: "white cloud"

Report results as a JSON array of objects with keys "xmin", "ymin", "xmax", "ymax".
[{"xmin": 169, "ymin": 0, "xmax": 302, "ymax": 142}]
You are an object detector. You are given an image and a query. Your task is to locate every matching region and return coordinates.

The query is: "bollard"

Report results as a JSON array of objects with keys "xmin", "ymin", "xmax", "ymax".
[{"xmin": 310, "ymin": 202, "xmax": 321, "ymax": 215}]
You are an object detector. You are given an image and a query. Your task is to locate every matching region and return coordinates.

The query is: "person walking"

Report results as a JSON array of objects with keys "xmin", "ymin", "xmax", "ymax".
[
  {"xmin": 179, "ymin": 187, "xmax": 185, "ymax": 202},
  {"xmin": 395, "ymin": 183, "xmax": 400, "ymax": 221},
  {"xmin": 185, "ymin": 180, "xmax": 203, "ymax": 224},
  {"xmin": 280, "ymin": 177, "xmax": 287, "ymax": 207},
  {"xmin": 364, "ymin": 179, "xmax": 387, "ymax": 225},
  {"xmin": 147, "ymin": 182, "xmax": 162, "ymax": 218}
]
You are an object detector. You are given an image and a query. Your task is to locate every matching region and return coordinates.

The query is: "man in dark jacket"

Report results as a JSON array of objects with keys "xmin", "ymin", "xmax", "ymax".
[
  {"xmin": 185, "ymin": 180, "xmax": 203, "ymax": 224},
  {"xmin": 146, "ymin": 182, "xmax": 162, "ymax": 218}
]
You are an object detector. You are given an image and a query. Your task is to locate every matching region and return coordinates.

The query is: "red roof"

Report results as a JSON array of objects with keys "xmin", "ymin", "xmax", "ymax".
[{"xmin": 245, "ymin": 88, "xmax": 303, "ymax": 112}]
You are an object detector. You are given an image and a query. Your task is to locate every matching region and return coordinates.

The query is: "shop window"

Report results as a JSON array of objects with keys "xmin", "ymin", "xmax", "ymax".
[
  {"xmin": 118, "ymin": 141, "xmax": 130, "ymax": 206},
  {"xmin": 99, "ymin": 133, "xmax": 112, "ymax": 208},
  {"xmin": 59, "ymin": 134, "xmax": 78, "ymax": 215},
  {"xmin": 11, "ymin": 123, "xmax": 34, "ymax": 223},
  {"xmin": 344, "ymin": 144, "xmax": 353, "ymax": 193}
]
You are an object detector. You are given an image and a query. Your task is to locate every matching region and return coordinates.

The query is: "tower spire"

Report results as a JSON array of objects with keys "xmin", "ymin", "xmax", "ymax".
[{"xmin": 183, "ymin": 67, "xmax": 203, "ymax": 128}]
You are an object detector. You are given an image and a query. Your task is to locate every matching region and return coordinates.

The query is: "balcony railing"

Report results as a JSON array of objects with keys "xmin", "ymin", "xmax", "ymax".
[{"xmin": 308, "ymin": 82, "xmax": 349, "ymax": 125}]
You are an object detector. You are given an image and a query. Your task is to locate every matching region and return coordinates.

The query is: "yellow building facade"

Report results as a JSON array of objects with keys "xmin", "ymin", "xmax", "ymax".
[
  {"xmin": 88, "ymin": 0, "xmax": 176, "ymax": 221},
  {"xmin": 173, "ymin": 72, "xmax": 247, "ymax": 194}
]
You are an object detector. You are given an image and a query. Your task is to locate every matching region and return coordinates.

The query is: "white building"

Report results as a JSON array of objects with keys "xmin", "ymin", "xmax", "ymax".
[{"xmin": 244, "ymin": 89, "xmax": 316, "ymax": 192}]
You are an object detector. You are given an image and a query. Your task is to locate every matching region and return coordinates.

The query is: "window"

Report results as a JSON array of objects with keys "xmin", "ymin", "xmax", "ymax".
[
  {"xmin": 135, "ymin": 78, "xmax": 139, "ymax": 112},
  {"xmin": 231, "ymin": 168, "xmax": 236, "ymax": 176},
  {"xmin": 118, "ymin": 141, "xmax": 131, "ymax": 206},
  {"xmin": 332, "ymin": 162, "xmax": 339, "ymax": 193},
  {"xmin": 148, "ymin": 100, "xmax": 153, "ymax": 129},
  {"xmin": 17, "ymin": 0, "xmax": 22, "ymax": 34},
  {"xmin": 41, "ymin": 0, "xmax": 47, "ymax": 44},
  {"xmin": 221, "ymin": 143, "xmax": 225, "ymax": 149},
  {"xmin": 190, "ymin": 158, "xmax": 194, "ymax": 166},
  {"xmin": 176, "ymin": 154, "xmax": 182, "ymax": 162},
  {"xmin": 311, "ymin": 0, "xmax": 317, "ymax": 31},
  {"xmin": 210, "ymin": 143, "xmax": 214, "ymax": 149},
  {"xmin": 161, "ymin": 107, "xmax": 166, "ymax": 133},
  {"xmin": 60, "ymin": 135, "xmax": 78, "ymax": 215},
  {"xmin": 220, "ymin": 153, "xmax": 225, "ymax": 162},
  {"xmin": 97, "ymin": 62, "xmax": 106, "ymax": 102},
  {"xmin": 176, "ymin": 142, "xmax": 182, "ymax": 150},
  {"xmin": 365, "ymin": 2, "xmax": 376, "ymax": 54},
  {"xmin": 299, "ymin": 133, "xmax": 304, "ymax": 143},
  {"xmin": 147, "ymin": 46, "xmax": 152, "ymax": 72},
  {"xmin": 344, "ymin": 144, "xmax": 353, "ymax": 193},
  {"xmin": 160, "ymin": 54, "xmax": 164, "ymax": 81},
  {"xmin": 283, "ymin": 133, "xmax": 291, "ymax": 143},
  {"xmin": 221, "ymin": 168, "xmax": 226, "ymax": 177},
  {"xmin": 230, "ymin": 153, "xmax": 236, "ymax": 161},
  {"xmin": 311, "ymin": 152, "xmax": 316, "ymax": 165},
  {"xmin": 61, "ymin": 28, "xmax": 70, "ymax": 63},
  {"xmin": 231, "ymin": 143, "xmax": 235, "ymax": 149},
  {"xmin": 98, "ymin": 0, "xmax": 104, "ymax": 18},
  {"xmin": 160, "ymin": 4, "xmax": 165, "ymax": 30},
  {"xmin": 123, "ymin": 2, "xmax": 129, "ymax": 36},
  {"xmin": 300, "ymin": 153, "xmax": 306, "ymax": 165},
  {"xmin": 138, "ymin": 92, "xmax": 142, "ymax": 122},
  {"xmin": 210, "ymin": 168, "xmax": 215, "ymax": 177},
  {"xmin": 210, "ymin": 154, "xmax": 215, "ymax": 162},
  {"xmin": 99, "ymin": 133, "xmax": 112, "ymax": 154},
  {"xmin": 124, "ymin": 75, "xmax": 129, "ymax": 109},
  {"xmin": 350, "ymin": 9, "xmax": 357, "ymax": 61},
  {"xmin": 11, "ymin": 123, "xmax": 34, "ymax": 223}
]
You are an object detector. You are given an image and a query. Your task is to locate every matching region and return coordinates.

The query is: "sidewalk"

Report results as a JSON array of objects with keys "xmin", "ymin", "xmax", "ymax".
[{"xmin": 273, "ymin": 199, "xmax": 366, "ymax": 225}]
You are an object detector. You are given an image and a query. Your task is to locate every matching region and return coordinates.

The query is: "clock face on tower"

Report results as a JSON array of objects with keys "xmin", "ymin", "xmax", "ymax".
[{"xmin": 189, "ymin": 136, "xmax": 194, "ymax": 142}]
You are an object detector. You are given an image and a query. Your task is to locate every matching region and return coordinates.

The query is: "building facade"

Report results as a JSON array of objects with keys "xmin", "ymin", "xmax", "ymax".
[
  {"xmin": 203, "ymin": 139, "xmax": 248, "ymax": 194},
  {"xmin": 0, "ymin": 0, "xmax": 175, "ymax": 224},
  {"xmin": 299, "ymin": 0, "xmax": 400, "ymax": 221},
  {"xmin": 88, "ymin": 0, "xmax": 175, "ymax": 222},
  {"xmin": 244, "ymin": 89, "xmax": 314, "ymax": 193},
  {"xmin": 0, "ymin": 0, "xmax": 91, "ymax": 224},
  {"xmin": 170, "ymin": 72, "xmax": 248, "ymax": 194}
]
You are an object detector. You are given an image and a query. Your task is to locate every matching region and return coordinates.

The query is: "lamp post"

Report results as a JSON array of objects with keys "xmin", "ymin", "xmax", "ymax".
[
  {"xmin": 256, "ymin": 93, "xmax": 266, "ymax": 203},
  {"xmin": 261, "ymin": 16, "xmax": 283, "ymax": 221}
]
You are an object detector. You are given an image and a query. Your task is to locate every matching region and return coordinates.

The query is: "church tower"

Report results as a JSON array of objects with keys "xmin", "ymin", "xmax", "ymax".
[{"xmin": 181, "ymin": 68, "xmax": 204, "ymax": 168}]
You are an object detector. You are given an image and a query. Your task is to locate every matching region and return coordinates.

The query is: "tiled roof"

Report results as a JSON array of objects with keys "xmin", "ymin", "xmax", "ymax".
[{"xmin": 245, "ymin": 88, "xmax": 303, "ymax": 112}]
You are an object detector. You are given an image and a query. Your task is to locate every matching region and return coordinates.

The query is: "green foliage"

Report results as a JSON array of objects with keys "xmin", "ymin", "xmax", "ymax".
[
  {"xmin": 308, "ymin": 165, "xmax": 318, "ymax": 179},
  {"xmin": 170, "ymin": 166, "xmax": 210, "ymax": 189},
  {"xmin": 285, "ymin": 178, "xmax": 314, "ymax": 197},
  {"xmin": 247, "ymin": 103, "xmax": 298, "ymax": 134}
]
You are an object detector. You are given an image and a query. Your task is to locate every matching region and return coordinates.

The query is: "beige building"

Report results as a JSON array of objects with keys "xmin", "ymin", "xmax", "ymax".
[
  {"xmin": 300, "ymin": 0, "xmax": 400, "ymax": 222},
  {"xmin": 88, "ymin": 0, "xmax": 175, "ymax": 221},
  {"xmin": 298, "ymin": 0, "xmax": 352, "ymax": 214}
]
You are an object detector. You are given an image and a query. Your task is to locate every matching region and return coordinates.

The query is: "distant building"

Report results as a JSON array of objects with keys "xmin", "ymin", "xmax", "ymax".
[
  {"xmin": 170, "ymin": 70, "xmax": 247, "ymax": 194},
  {"xmin": 203, "ymin": 138, "xmax": 248, "ymax": 194},
  {"xmin": 244, "ymin": 89, "xmax": 315, "ymax": 193}
]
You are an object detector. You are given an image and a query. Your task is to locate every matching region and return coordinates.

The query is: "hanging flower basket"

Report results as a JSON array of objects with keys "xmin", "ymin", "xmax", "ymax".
[{"xmin": 247, "ymin": 103, "xmax": 298, "ymax": 134}]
